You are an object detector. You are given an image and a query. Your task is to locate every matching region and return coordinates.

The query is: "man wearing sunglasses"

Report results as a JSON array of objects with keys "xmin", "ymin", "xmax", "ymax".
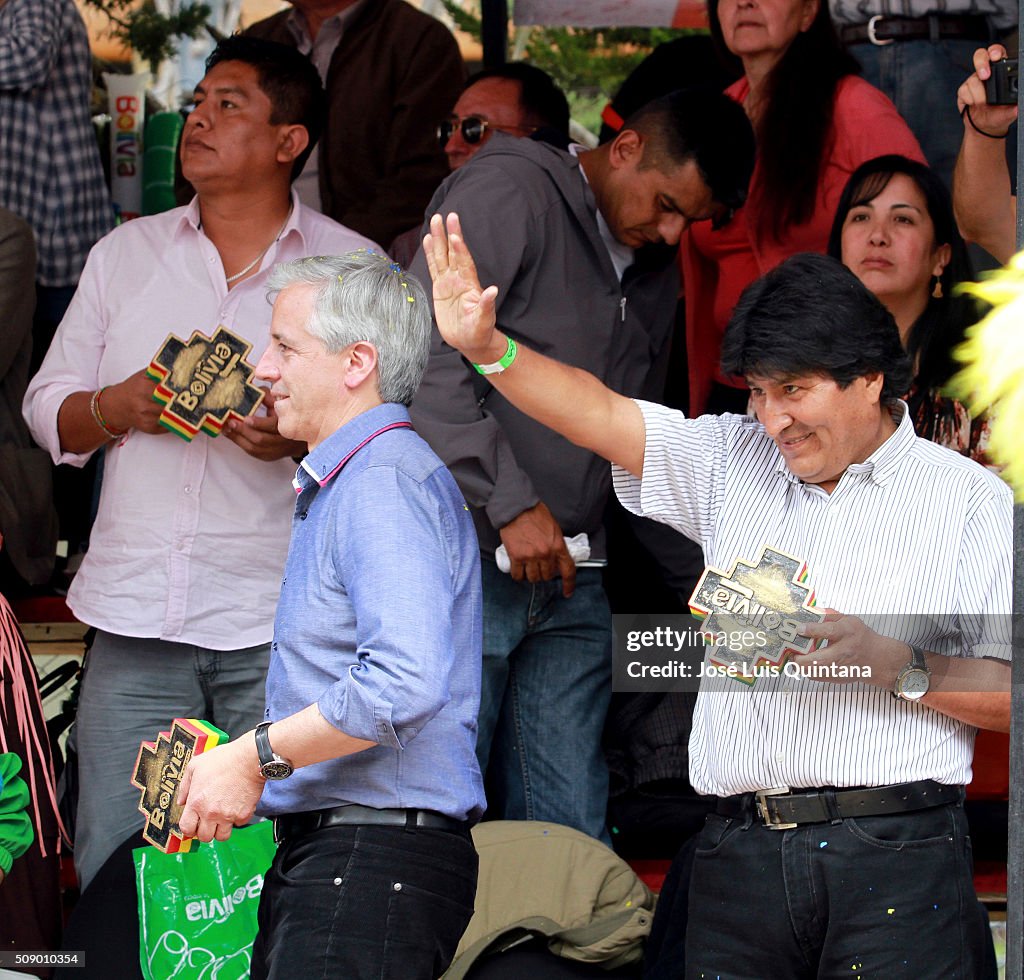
[
  {"xmin": 409, "ymin": 89, "xmax": 755, "ymax": 844},
  {"xmin": 391, "ymin": 63, "xmax": 570, "ymax": 267},
  {"xmin": 440, "ymin": 63, "xmax": 571, "ymax": 171}
]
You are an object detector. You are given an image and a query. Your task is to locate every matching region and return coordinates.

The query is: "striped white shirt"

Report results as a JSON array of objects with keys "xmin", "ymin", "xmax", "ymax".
[{"xmin": 613, "ymin": 400, "xmax": 1012, "ymax": 797}]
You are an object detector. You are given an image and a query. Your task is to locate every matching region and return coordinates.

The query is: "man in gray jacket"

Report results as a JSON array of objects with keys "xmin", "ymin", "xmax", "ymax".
[{"xmin": 409, "ymin": 90, "xmax": 754, "ymax": 841}]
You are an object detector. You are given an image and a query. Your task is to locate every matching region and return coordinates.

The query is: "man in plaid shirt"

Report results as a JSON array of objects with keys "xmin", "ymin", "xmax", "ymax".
[
  {"xmin": 1, "ymin": 0, "xmax": 114, "ymax": 570},
  {"xmin": 0, "ymin": 0, "xmax": 112, "ymax": 355}
]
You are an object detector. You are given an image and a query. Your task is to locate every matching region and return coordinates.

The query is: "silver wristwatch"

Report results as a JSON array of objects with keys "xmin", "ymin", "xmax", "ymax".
[{"xmin": 893, "ymin": 644, "xmax": 931, "ymax": 702}]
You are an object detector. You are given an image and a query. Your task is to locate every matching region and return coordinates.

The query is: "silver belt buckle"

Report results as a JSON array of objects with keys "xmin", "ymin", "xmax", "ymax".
[
  {"xmin": 755, "ymin": 787, "xmax": 798, "ymax": 829},
  {"xmin": 867, "ymin": 15, "xmax": 894, "ymax": 45}
]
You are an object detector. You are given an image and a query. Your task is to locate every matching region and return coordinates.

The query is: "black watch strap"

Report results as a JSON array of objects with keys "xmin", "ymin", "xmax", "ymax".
[
  {"xmin": 254, "ymin": 722, "xmax": 293, "ymax": 779},
  {"xmin": 255, "ymin": 722, "xmax": 275, "ymax": 767},
  {"xmin": 893, "ymin": 644, "xmax": 931, "ymax": 701}
]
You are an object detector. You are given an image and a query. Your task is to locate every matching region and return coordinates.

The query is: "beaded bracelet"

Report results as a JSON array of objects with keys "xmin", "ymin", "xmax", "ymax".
[{"xmin": 90, "ymin": 387, "xmax": 127, "ymax": 439}]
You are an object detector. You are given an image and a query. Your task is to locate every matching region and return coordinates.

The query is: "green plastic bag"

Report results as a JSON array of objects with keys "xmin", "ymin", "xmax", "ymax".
[{"xmin": 134, "ymin": 820, "xmax": 276, "ymax": 979}]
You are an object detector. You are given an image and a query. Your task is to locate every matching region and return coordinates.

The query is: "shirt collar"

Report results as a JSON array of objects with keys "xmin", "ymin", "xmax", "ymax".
[
  {"xmin": 178, "ymin": 189, "xmax": 309, "ymax": 250},
  {"xmin": 773, "ymin": 400, "xmax": 915, "ymax": 489},
  {"xmin": 568, "ymin": 143, "xmax": 634, "ymax": 281},
  {"xmin": 285, "ymin": 0, "xmax": 367, "ymax": 53},
  {"xmin": 295, "ymin": 403, "xmax": 411, "ymax": 492},
  {"xmin": 175, "ymin": 198, "xmax": 201, "ymax": 241}
]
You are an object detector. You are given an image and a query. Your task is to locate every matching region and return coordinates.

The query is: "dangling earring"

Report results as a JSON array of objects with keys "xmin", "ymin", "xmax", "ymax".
[{"xmin": 932, "ymin": 275, "xmax": 943, "ymax": 299}]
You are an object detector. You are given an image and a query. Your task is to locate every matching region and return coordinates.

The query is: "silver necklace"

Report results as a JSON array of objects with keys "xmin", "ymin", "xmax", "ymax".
[{"xmin": 223, "ymin": 207, "xmax": 292, "ymax": 284}]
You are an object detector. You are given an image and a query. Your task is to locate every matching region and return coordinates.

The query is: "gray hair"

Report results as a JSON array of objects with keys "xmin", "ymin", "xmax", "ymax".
[{"xmin": 266, "ymin": 250, "xmax": 431, "ymax": 406}]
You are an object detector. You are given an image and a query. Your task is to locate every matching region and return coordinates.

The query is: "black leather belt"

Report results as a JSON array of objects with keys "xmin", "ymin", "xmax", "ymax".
[
  {"xmin": 273, "ymin": 804, "xmax": 469, "ymax": 844},
  {"xmin": 716, "ymin": 779, "xmax": 963, "ymax": 830},
  {"xmin": 841, "ymin": 14, "xmax": 990, "ymax": 45}
]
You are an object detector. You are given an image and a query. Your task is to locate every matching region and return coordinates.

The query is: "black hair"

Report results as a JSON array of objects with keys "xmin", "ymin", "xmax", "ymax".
[
  {"xmin": 598, "ymin": 36, "xmax": 741, "ymax": 144},
  {"xmin": 623, "ymin": 86, "xmax": 755, "ymax": 216},
  {"xmin": 466, "ymin": 62, "xmax": 571, "ymax": 137},
  {"xmin": 826, "ymin": 155, "xmax": 978, "ymax": 402},
  {"xmin": 206, "ymin": 35, "xmax": 325, "ymax": 179},
  {"xmin": 708, "ymin": 0, "xmax": 859, "ymax": 242},
  {"xmin": 721, "ymin": 253, "xmax": 912, "ymax": 403}
]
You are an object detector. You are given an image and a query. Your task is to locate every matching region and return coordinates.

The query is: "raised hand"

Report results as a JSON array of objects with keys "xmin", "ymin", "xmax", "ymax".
[{"xmin": 423, "ymin": 212, "xmax": 504, "ymax": 363}]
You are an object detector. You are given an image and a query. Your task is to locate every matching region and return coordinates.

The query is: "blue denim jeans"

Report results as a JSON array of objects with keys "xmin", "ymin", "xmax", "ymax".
[
  {"xmin": 73, "ymin": 630, "xmax": 270, "ymax": 890},
  {"xmin": 478, "ymin": 560, "xmax": 612, "ymax": 842},
  {"xmin": 684, "ymin": 796, "xmax": 987, "ymax": 977},
  {"xmin": 251, "ymin": 824, "xmax": 477, "ymax": 980},
  {"xmin": 850, "ymin": 38, "xmax": 984, "ymax": 188}
]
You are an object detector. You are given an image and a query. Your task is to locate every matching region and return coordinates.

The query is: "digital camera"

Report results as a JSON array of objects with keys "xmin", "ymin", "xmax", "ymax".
[{"xmin": 985, "ymin": 58, "xmax": 1019, "ymax": 106}]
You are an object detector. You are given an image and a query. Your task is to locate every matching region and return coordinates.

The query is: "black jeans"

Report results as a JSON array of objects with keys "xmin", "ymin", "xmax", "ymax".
[
  {"xmin": 250, "ymin": 823, "xmax": 478, "ymax": 980},
  {"xmin": 684, "ymin": 798, "xmax": 988, "ymax": 978}
]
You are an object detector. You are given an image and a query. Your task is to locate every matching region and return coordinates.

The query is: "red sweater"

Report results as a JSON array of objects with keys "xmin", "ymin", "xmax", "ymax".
[{"xmin": 682, "ymin": 75, "xmax": 925, "ymax": 416}]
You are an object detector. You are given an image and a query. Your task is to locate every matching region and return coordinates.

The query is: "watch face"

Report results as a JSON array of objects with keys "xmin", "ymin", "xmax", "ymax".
[
  {"xmin": 260, "ymin": 760, "xmax": 293, "ymax": 780},
  {"xmin": 899, "ymin": 668, "xmax": 930, "ymax": 701}
]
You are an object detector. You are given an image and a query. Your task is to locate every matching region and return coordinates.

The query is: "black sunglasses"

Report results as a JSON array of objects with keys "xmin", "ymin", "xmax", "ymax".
[
  {"xmin": 437, "ymin": 115, "xmax": 534, "ymax": 148},
  {"xmin": 437, "ymin": 115, "xmax": 494, "ymax": 147}
]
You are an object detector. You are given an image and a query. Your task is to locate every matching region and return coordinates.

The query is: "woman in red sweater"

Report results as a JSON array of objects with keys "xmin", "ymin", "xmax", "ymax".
[{"xmin": 682, "ymin": 0, "xmax": 924, "ymax": 416}]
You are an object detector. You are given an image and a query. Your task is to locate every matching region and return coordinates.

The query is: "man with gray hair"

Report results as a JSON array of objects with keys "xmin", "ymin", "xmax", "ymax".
[{"xmin": 178, "ymin": 250, "xmax": 484, "ymax": 980}]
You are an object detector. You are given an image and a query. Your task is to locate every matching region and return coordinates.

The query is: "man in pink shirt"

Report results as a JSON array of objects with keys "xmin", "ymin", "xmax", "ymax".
[{"xmin": 23, "ymin": 36, "xmax": 374, "ymax": 891}]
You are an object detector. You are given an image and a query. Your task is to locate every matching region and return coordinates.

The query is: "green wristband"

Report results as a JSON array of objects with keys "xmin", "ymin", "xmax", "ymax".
[{"xmin": 473, "ymin": 336, "xmax": 517, "ymax": 375}]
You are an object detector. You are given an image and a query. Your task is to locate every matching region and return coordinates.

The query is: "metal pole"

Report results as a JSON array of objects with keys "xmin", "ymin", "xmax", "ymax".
[
  {"xmin": 480, "ymin": 0, "xmax": 508, "ymax": 67},
  {"xmin": 1006, "ymin": 21, "xmax": 1024, "ymax": 976},
  {"xmin": 1010, "ymin": 509, "xmax": 1024, "ymax": 979}
]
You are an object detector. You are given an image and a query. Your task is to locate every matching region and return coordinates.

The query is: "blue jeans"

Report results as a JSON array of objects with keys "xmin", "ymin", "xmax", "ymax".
[
  {"xmin": 73, "ymin": 630, "xmax": 270, "ymax": 890},
  {"xmin": 684, "ymin": 796, "xmax": 987, "ymax": 977},
  {"xmin": 478, "ymin": 560, "xmax": 612, "ymax": 842},
  {"xmin": 851, "ymin": 38, "xmax": 985, "ymax": 188},
  {"xmin": 251, "ymin": 824, "xmax": 477, "ymax": 980}
]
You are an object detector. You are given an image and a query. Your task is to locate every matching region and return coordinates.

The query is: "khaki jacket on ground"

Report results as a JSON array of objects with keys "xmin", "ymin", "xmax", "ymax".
[{"xmin": 444, "ymin": 820, "xmax": 656, "ymax": 979}]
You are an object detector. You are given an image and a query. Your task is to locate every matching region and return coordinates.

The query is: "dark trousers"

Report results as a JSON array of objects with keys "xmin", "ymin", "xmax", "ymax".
[
  {"xmin": 251, "ymin": 823, "xmax": 478, "ymax": 980},
  {"xmin": 34, "ymin": 284, "xmax": 100, "ymax": 559},
  {"xmin": 684, "ymin": 799, "xmax": 988, "ymax": 979}
]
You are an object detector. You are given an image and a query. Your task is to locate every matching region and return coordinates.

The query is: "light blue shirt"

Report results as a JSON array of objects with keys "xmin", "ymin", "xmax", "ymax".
[{"xmin": 258, "ymin": 403, "xmax": 485, "ymax": 821}]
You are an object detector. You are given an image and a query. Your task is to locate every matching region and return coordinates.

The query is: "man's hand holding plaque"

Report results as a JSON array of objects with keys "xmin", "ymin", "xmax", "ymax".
[
  {"xmin": 92, "ymin": 368, "xmax": 171, "ymax": 437},
  {"xmin": 222, "ymin": 389, "xmax": 307, "ymax": 462},
  {"xmin": 130, "ymin": 718, "xmax": 228, "ymax": 853},
  {"xmin": 795, "ymin": 613, "xmax": 924, "ymax": 691}
]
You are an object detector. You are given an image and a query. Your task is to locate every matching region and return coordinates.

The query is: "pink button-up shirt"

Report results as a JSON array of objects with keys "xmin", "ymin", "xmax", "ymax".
[{"xmin": 24, "ymin": 194, "xmax": 375, "ymax": 649}]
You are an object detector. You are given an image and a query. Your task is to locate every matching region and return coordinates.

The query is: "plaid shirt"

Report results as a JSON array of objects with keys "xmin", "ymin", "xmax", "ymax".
[
  {"xmin": 830, "ymin": 0, "xmax": 1017, "ymax": 30},
  {"xmin": 0, "ymin": 0, "xmax": 113, "ymax": 287}
]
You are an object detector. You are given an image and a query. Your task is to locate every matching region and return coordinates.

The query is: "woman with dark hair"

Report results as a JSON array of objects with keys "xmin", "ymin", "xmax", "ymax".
[
  {"xmin": 683, "ymin": 0, "xmax": 924, "ymax": 416},
  {"xmin": 829, "ymin": 154, "xmax": 990, "ymax": 463}
]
